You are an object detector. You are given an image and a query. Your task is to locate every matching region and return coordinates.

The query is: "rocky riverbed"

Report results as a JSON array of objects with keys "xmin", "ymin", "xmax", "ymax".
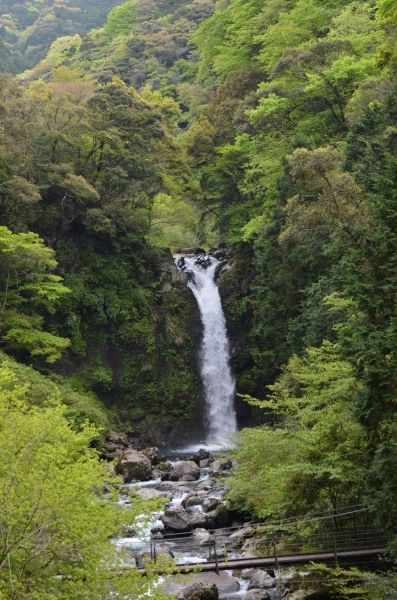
[{"xmin": 102, "ymin": 436, "xmax": 311, "ymax": 600}]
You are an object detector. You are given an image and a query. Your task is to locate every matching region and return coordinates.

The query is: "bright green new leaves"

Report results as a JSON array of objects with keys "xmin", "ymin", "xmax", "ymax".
[
  {"xmin": 229, "ymin": 342, "xmax": 367, "ymax": 519},
  {"xmin": 377, "ymin": 0, "xmax": 397, "ymax": 68},
  {"xmin": 257, "ymin": 0, "xmax": 338, "ymax": 73},
  {"xmin": 0, "ymin": 365, "xmax": 165, "ymax": 600},
  {"xmin": 0, "ymin": 226, "xmax": 70, "ymax": 362},
  {"xmin": 377, "ymin": 0, "xmax": 397, "ymax": 23},
  {"xmin": 103, "ymin": 0, "xmax": 138, "ymax": 38},
  {"xmin": 150, "ymin": 192, "xmax": 201, "ymax": 248}
]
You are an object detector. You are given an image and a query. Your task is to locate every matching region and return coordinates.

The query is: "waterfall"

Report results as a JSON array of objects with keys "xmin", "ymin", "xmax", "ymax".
[{"xmin": 176, "ymin": 254, "xmax": 237, "ymax": 443}]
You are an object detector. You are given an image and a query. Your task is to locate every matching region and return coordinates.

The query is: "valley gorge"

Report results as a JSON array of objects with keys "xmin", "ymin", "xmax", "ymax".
[{"xmin": 1, "ymin": 0, "xmax": 397, "ymax": 598}]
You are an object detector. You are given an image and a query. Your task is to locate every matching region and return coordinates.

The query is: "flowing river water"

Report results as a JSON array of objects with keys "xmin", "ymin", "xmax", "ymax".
[{"xmin": 114, "ymin": 454, "xmax": 254, "ymax": 599}]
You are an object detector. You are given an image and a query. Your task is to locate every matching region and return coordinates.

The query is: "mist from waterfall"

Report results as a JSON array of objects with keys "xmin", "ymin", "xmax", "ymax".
[{"xmin": 176, "ymin": 254, "xmax": 237, "ymax": 444}]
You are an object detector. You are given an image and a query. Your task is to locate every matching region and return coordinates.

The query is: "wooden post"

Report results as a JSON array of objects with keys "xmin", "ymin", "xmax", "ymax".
[
  {"xmin": 333, "ymin": 530, "xmax": 338, "ymax": 566},
  {"xmin": 272, "ymin": 534, "xmax": 279, "ymax": 571},
  {"xmin": 213, "ymin": 540, "xmax": 220, "ymax": 575}
]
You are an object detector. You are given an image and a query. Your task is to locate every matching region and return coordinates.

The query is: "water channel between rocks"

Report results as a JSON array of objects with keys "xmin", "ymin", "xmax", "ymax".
[{"xmin": 113, "ymin": 449, "xmax": 284, "ymax": 600}]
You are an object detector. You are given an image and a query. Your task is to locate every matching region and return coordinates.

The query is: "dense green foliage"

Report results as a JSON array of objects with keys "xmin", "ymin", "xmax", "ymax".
[
  {"xmin": 2, "ymin": 0, "xmax": 397, "ymax": 593},
  {"xmin": 0, "ymin": 364, "xmax": 167, "ymax": 599},
  {"xmin": 0, "ymin": 70, "xmax": 203, "ymax": 440},
  {"xmin": 0, "ymin": 0, "xmax": 124, "ymax": 74},
  {"xmin": 229, "ymin": 342, "xmax": 367, "ymax": 518}
]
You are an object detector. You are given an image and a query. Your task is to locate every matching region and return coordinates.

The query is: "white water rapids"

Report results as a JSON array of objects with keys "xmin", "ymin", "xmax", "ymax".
[{"xmin": 176, "ymin": 254, "xmax": 237, "ymax": 444}]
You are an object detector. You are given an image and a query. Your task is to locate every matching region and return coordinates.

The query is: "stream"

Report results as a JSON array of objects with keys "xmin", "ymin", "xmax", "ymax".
[{"xmin": 112, "ymin": 448, "xmax": 284, "ymax": 600}]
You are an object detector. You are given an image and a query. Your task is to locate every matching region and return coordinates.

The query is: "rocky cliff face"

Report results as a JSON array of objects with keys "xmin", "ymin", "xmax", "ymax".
[
  {"xmin": 142, "ymin": 251, "xmax": 204, "ymax": 447},
  {"xmin": 217, "ymin": 244, "xmax": 264, "ymax": 429}
]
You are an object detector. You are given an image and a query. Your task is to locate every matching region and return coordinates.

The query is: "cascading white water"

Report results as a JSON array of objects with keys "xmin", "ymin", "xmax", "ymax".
[{"xmin": 176, "ymin": 254, "xmax": 237, "ymax": 443}]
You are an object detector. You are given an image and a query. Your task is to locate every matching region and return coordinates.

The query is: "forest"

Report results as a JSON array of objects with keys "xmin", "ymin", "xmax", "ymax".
[{"xmin": 1, "ymin": 0, "xmax": 397, "ymax": 598}]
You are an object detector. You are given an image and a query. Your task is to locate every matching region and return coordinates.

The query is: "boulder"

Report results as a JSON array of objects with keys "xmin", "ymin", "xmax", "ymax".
[
  {"xmin": 165, "ymin": 572, "xmax": 238, "ymax": 598},
  {"xmin": 195, "ymin": 479, "xmax": 214, "ymax": 491},
  {"xmin": 108, "ymin": 431, "xmax": 129, "ymax": 447},
  {"xmin": 142, "ymin": 447, "xmax": 162, "ymax": 465},
  {"xmin": 158, "ymin": 461, "xmax": 173, "ymax": 480},
  {"xmin": 183, "ymin": 493, "xmax": 204, "ymax": 509},
  {"xmin": 287, "ymin": 593, "xmax": 315, "ymax": 600},
  {"xmin": 242, "ymin": 536, "xmax": 269, "ymax": 557},
  {"xmin": 100, "ymin": 445, "xmax": 123, "ymax": 461},
  {"xmin": 189, "ymin": 512, "xmax": 214, "ymax": 529},
  {"xmin": 192, "ymin": 528, "xmax": 211, "ymax": 546},
  {"xmin": 244, "ymin": 590, "xmax": 271, "ymax": 600},
  {"xmin": 209, "ymin": 503, "xmax": 232, "ymax": 527},
  {"xmin": 230, "ymin": 526, "xmax": 255, "ymax": 548},
  {"xmin": 170, "ymin": 461, "xmax": 200, "ymax": 481},
  {"xmin": 181, "ymin": 583, "xmax": 219, "ymax": 600},
  {"xmin": 161, "ymin": 507, "xmax": 193, "ymax": 532},
  {"xmin": 202, "ymin": 497, "xmax": 219, "ymax": 513},
  {"xmin": 190, "ymin": 448, "xmax": 211, "ymax": 465},
  {"xmin": 116, "ymin": 449, "xmax": 152, "ymax": 482},
  {"xmin": 241, "ymin": 568, "xmax": 275, "ymax": 580},
  {"xmin": 209, "ymin": 459, "xmax": 233, "ymax": 477},
  {"xmin": 247, "ymin": 570, "xmax": 276, "ymax": 590}
]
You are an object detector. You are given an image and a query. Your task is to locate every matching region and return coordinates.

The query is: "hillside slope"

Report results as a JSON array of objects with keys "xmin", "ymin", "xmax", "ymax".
[{"xmin": 0, "ymin": 0, "xmax": 123, "ymax": 73}]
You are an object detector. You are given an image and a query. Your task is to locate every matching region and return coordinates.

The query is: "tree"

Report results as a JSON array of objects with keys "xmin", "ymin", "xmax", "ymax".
[
  {"xmin": 0, "ymin": 364, "xmax": 167, "ymax": 599},
  {"xmin": 229, "ymin": 342, "xmax": 367, "ymax": 518},
  {"xmin": 0, "ymin": 226, "xmax": 70, "ymax": 363},
  {"xmin": 280, "ymin": 146, "xmax": 366, "ymax": 244}
]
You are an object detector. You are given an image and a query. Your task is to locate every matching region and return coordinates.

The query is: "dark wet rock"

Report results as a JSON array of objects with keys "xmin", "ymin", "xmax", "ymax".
[
  {"xmin": 99, "ymin": 444, "xmax": 124, "ymax": 461},
  {"xmin": 177, "ymin": 256, "xmax": 187, "ymax": 270},
  {"xmin": 158, "ymin": 461, "xmax": 173, "ymax": 480},
  {"xmin": 202, "ymin": 497, "xmax": 220, "ymax": 513},
  {"xmin": 180, "ymin": 583, "xmax": 219, "ymax": 600},
  {"xmin": 116, "ymin": 449, "xmax": 152, "ymax": 482},
  {"xmin": 208, "ymin": 503, "xmax": 232, "ymax": 527},
  {"xmin": 142, "ymin": 447, "xmax": 162, "ymax": 465},
  {"xmin": 170, "ymin": 460, "xmax": 200, "ymax": 481},
  {"xmin": 183, "ymin": 493, "xmax": 205, "ymax": 509},
  {"xmin": 209, "ymin": 458, "xmax": 233, "ymax": 477},
  {"xmin": 195, "ymin": 255, "xmax": 212, "ymax": 269},
  {"xmin": 244, "ymin": 590, "xmax": 271, "ymax": 600},
  {"xmin": 212, "ymin": 250, "xmax": 227, "ymax": 260},
  {"xmin": 108, "ymin": 431, "xmax": 130, "ymax": 447},
  {"xmin": 190, "ymin": 448, "xmax": 211, "ymax": 465}
]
